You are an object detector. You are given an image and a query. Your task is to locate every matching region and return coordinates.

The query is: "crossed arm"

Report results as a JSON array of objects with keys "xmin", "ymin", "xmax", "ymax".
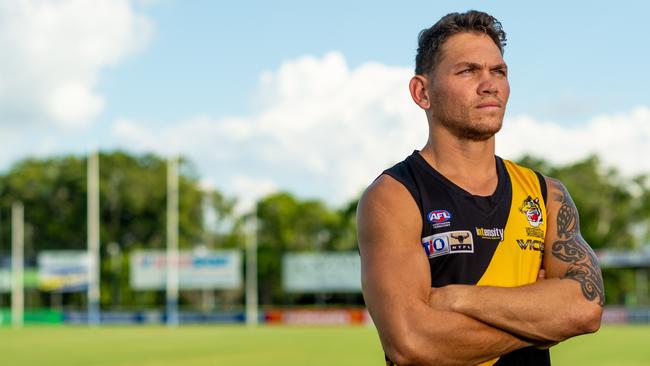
[
  {"xmin": 358, "ymin": 175, "xmax": 604, "ymax": 365},
  {"xmin": 427, "ymin": 177, "xmax": 603, "ymax": 342}
]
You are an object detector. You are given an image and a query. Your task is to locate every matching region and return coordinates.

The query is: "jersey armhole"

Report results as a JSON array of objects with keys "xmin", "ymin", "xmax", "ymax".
[
  {"xmin": 534, "ymin": 170, "xmax": 547, "ymax": 206},
  {"xmin": 382, "ymin": 171, "xmax": 423, "ymax": 213}
]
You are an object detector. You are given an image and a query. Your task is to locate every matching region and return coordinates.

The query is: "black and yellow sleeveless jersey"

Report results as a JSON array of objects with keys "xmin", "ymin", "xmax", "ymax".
[{"xmin": 382, "ymin": 150, "xmax": 550, "ymax": 366}]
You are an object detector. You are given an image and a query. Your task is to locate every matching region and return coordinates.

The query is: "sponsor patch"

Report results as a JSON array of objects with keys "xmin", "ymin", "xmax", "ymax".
[
  {"xmin": 421, "ymin": 234, "xmax": 450, "ymax": 258},
  {"xmin": 475, "ymin": 227, "xmax": 504, "ymax": 241},
  {"xmin": 421, "ymin": 230, "xmax": 474, "ymax": 258},
  {"xmin": 448, "ymin": 230, "xmax": 474, "ymax": 253},
  {"xmin": 427, "ymin": 209, "xmax": 451, "ymax": 229},
  {"xmin": 516, "ymin": 239, "xmax": 544, "ymax": 252},
  {"xmin": 526, "ymin": 227, "xmax": 545, "ymax": 239}
]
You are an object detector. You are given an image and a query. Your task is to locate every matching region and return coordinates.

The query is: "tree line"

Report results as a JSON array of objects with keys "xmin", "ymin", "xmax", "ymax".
[{"xmin": 0, "ymin": 151, "xmax": 647, "ymax": 309}]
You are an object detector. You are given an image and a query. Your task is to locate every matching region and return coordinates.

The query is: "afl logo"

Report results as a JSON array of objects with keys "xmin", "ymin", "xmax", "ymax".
[{"xmin": 428, "ymin": 210, "xmax": 451, "ymax": 223}]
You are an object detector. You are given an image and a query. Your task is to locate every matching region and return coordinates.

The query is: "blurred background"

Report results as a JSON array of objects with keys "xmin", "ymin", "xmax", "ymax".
[{"xmin": 0, "ymin": 0, "xmax": 649, "ymax": 365}]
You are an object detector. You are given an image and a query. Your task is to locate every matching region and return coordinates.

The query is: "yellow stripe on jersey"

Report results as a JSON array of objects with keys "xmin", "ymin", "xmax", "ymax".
[
  {"xmin": 476, "ymin": 160, "xmax": 547, "ymax": 287},
  {"xmin": 475, "ymin": 160, "xmax": 547, "ymax": 366},
  {"xmin": 479, "ymin": 358, "xmax": 499, "ymax": 366}
]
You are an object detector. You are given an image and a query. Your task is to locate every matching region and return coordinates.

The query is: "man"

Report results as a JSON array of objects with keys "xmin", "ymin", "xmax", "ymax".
[{"xmin": 357, "ymin": 10, "xmax": 604, "ymax": 366}]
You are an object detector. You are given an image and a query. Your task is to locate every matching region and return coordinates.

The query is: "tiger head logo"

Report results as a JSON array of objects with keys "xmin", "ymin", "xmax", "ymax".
[{"xmin": 519, "ymin": 196, "xmax": 543, "ymax": 227}]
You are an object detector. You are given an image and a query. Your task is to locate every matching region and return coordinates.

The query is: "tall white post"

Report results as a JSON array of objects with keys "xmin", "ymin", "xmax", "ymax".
[
  {"xmin": 11, "ymin": 202, "xmax": 24, "ymax": 329},
  {"xmin": 87, "ymin": 151, "xmax": 101, "ymax": 325},
  {"xmin": 636, "ymin": 269, "xmax": 648, "ymax": 306},
  {"xmin": 245, "ymin": 205, "xmax": 258, "ymax": 326},
  {"xmin": 166, "ymin": 156, "xmax": 179, "ymax": 327}
]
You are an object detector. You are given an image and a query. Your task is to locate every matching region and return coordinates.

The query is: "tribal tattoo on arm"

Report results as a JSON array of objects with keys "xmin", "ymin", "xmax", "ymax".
[{"xmin": 550, "ymin": 180, "xmax": 605, "ymax": 306}]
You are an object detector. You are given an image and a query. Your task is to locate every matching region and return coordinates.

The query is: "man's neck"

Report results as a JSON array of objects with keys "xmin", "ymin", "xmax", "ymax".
[{"xmin": 419, "ymin": 125, "xmax": 498, "ymax": 196}]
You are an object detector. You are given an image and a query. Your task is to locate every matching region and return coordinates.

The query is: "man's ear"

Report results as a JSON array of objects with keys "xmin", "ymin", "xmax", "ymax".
[{"xmin": 409, "ymin": 74, "xmax": 431, "ymax": 110}]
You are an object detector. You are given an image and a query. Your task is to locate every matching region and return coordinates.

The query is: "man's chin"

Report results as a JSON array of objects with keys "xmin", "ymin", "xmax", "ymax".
[
  {"xmin": 461, "ymin": 130, "xmax": 498, "ymax": 141},
  {"xmin": 438, "ymin": 117, "xmax": 503, "ymax": 141},
  {"xmin": 453, "ymin": 124, "xmax": 502, "ymax": 141}
]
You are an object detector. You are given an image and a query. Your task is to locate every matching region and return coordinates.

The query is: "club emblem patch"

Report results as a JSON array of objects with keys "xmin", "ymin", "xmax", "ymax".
[{"xmin": 519, "ymin": 196, "xmax": 543, "ymax": 228}]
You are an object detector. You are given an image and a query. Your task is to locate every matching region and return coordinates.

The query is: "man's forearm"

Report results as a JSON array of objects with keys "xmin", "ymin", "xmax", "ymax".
[
  {"xmin": 382, "ymin": 302, "xmax": 538, "ymax": 365},
  {"xmin": 429, "ymin": 279, "xmax": 602, "ymax": 342}
]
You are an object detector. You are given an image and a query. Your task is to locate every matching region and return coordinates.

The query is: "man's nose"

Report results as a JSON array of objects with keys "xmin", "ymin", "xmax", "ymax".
[{"xmin": 478, "ymin": 73, "xmax": 498, "ymax": 95}]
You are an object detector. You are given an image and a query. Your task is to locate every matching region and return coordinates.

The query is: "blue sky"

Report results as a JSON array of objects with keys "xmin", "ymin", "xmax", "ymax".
[
  {"xmin": 98, "ymin": 0, "xmax": 649, "ymax": 123},
  {"xmin": 1, "ymin": 0, "xmax": 649, "ymax": 207}
]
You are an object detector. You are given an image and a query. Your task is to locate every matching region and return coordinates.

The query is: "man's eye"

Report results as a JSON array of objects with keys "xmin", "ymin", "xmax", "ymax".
[
  {"xmin": 493, "ymin": 69, "xmax": 507, "ymax": 76},
  {"xmin": 458, "ymin": 69, "xmax": 474, "ymax": 74}
]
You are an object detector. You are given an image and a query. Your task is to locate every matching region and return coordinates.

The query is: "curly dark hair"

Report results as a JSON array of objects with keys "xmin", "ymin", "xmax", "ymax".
[{"xmin": 415, "ymin": 10, "xmax": 507, "ymax": 75}]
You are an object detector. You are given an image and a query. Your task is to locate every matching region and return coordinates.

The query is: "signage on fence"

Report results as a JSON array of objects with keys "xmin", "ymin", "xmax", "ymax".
[
  {"xmin": 282, "ymin": 252, "xmax": 361, "ymax": 293},
  {"xmin": 0, "ymin": 268, "xmax": 39, "ymax": 292},
  {"xmin": 265, "ymin": 308, "xmax": 369, "ymax": 325},
  {"xmin": 38, "ymin": 251, "xmax": 90, "ymax": 292},
  {"xmin": 130, "ymin": 250, "xmax": 242, "ymax": 290},
  {"xmin": 597, "ymin": 250, "xmax": 650, "ymax": 268}
]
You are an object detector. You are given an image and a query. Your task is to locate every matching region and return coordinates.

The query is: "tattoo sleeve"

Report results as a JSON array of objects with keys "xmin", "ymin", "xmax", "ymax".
[{"xmin": 551, "ymin": 180, "xmax": 605, "ymax": 306}]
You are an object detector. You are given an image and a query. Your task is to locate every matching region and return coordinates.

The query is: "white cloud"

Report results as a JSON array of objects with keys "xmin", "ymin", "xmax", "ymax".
[
  {"xmin": 112, "ymin": 52, "xmax": 426, "ymax": 205},
  {"xmin": 0, "ymin": 0, "xmax": 152, "ymax": 129},
  {"xmin": 228, "ymin": 176, "xmax": 278, "ymax": 213},
  {"xmin": 498, "ymin": 107, "xmax": 650, "ymax": 176},
  {"xmin": 111, "ymin": 52, "xmax": 650, "ymax": 206}
]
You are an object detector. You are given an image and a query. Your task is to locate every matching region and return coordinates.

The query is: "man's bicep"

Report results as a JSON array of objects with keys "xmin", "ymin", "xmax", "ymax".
[
  {"xmin": 357, "ymin": 175, "xmax": 436, "ymax": 361},
  {"xmin": 543, "ymin": 177, "xmax": 605, "ymax": 306},
  {"xmin": 357, "ymin": 175, "xmax": 429, "ymax": 327}
]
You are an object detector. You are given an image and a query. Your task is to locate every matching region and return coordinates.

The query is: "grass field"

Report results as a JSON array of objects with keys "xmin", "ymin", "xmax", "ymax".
[{"xmin": 0, "ymin": 325, "xmax": 648, "ymax": 365}]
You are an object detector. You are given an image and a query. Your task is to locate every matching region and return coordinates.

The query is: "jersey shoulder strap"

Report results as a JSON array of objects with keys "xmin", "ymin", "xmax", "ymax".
[
  {"xmin": 382, "ymin": 154, "xmax": 423, "ymax": 212},
  {"xmin": 502, "ymin": 159, "xmax": 547, "ymax": 204}
]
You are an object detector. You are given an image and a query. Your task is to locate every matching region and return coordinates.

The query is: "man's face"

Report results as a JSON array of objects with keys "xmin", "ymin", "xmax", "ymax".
[{"xmin": 427, "ymin": 32, "xmax": 510, "ymax": 141}]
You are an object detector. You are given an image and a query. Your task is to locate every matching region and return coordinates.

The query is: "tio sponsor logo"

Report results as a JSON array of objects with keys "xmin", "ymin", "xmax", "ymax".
[
  {"xmin": 421, "ymin": 231, "xmax": 473, "ymax": 258},
  {"xmin": 421, "ymin": 235, "xmax": 450, "ymax": 258},
  {"xmin": 427, "ymin": 210, "xmax": 451, "ymax": 223}
]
